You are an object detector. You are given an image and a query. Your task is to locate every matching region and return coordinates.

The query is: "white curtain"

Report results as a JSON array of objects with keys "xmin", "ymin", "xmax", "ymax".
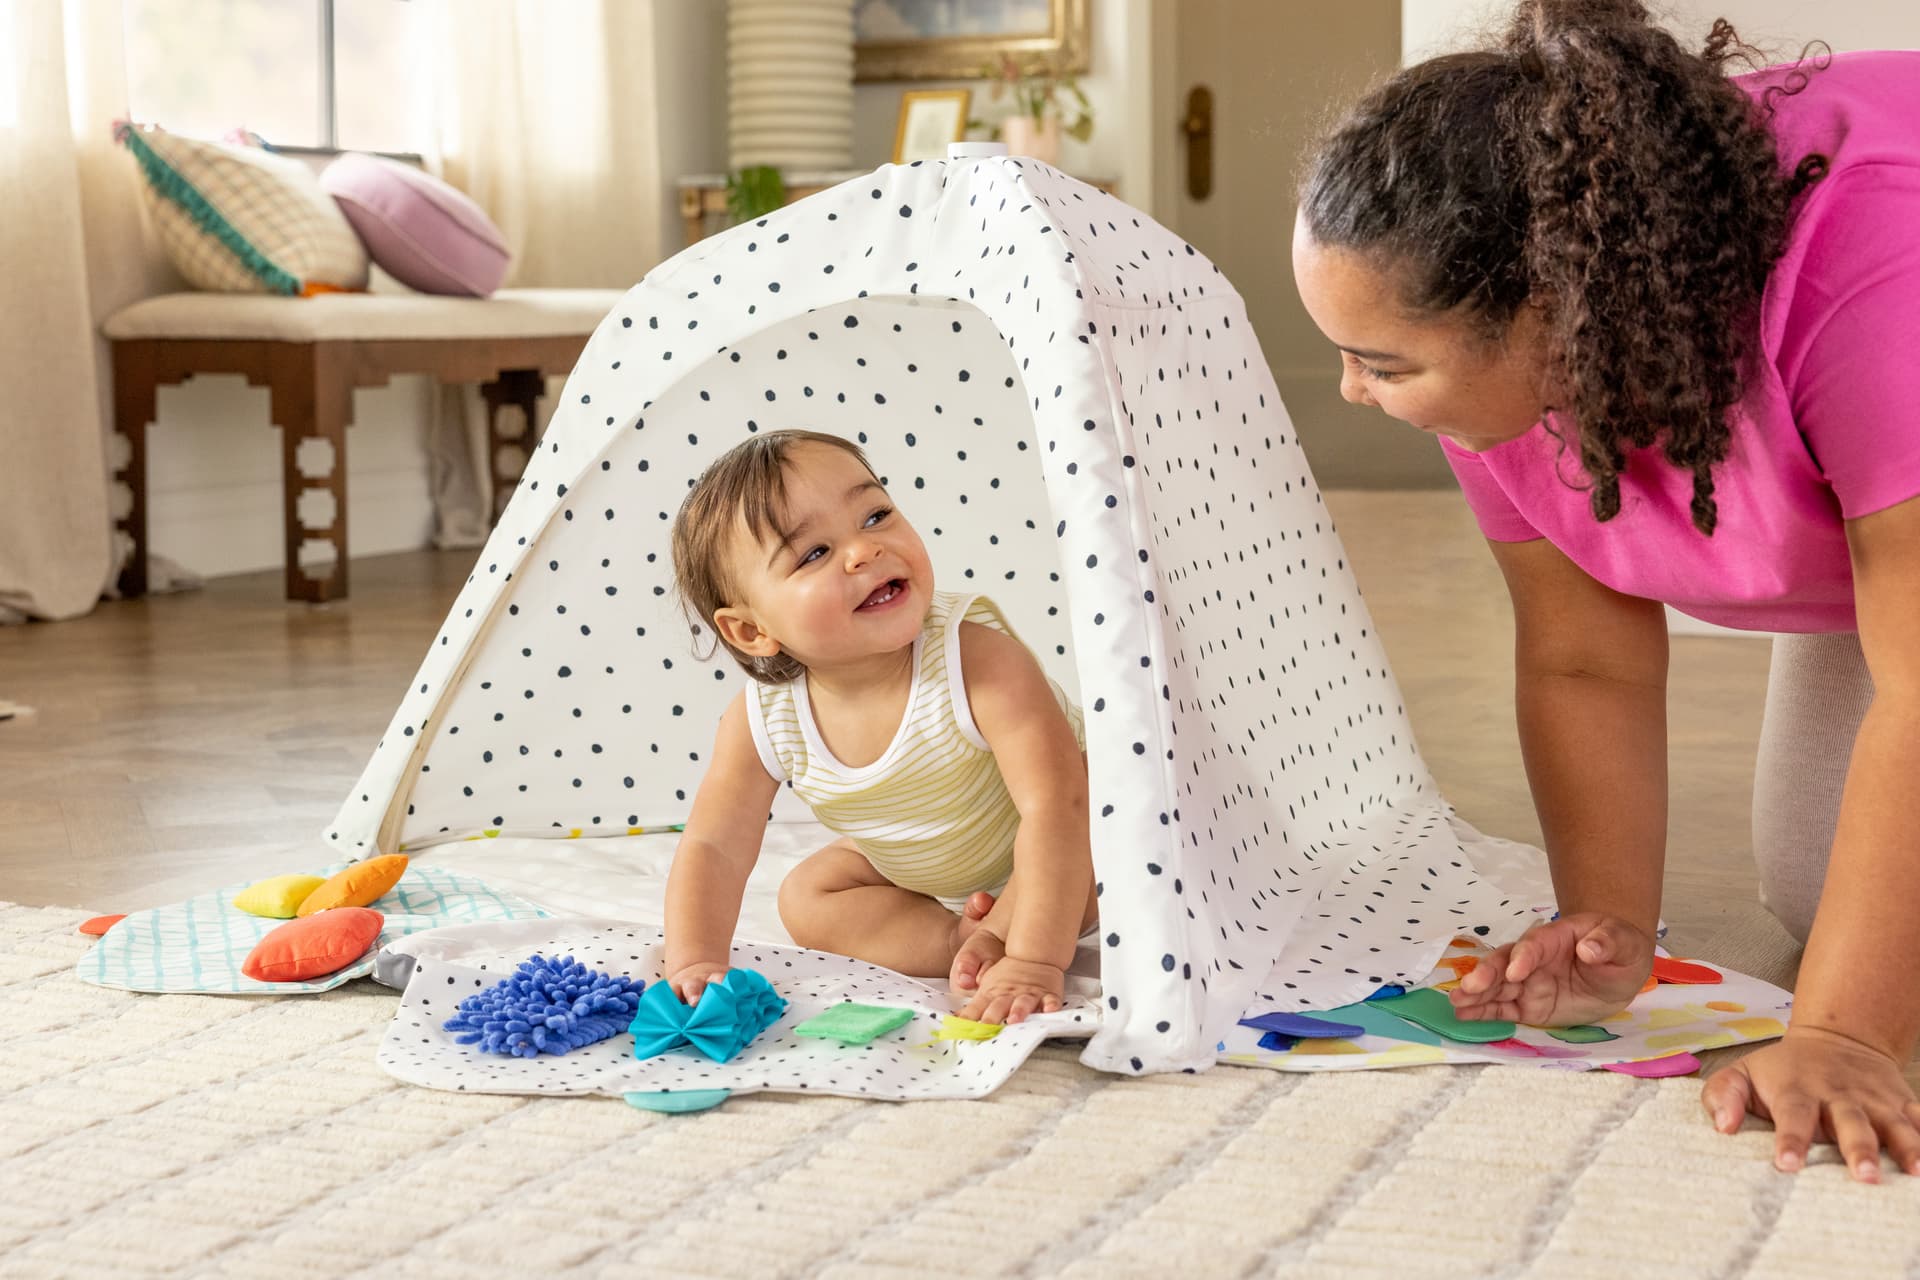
[
  {"xmin": 419, "ymin": 0, "xmax": 664, "ymax": 549},
  {"xmin": 0, "ymin": 0, "xmax": 665, "ymax": 600},
  {"xmin": 0, "ymin": 0, "xmax": 176, "ymax": 621},
  {"xmin": 425, "ymin": 0, "xmax": 662, "ymax": 289}
]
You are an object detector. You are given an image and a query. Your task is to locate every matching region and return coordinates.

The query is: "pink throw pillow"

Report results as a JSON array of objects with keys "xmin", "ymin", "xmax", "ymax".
[{"xmin": 321, "ymin": 153, "xmax": 510, "ymax": 296}]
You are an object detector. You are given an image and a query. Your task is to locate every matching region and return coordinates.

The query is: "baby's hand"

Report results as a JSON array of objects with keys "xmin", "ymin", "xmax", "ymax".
[
  {"xmin": 667, "ymin": 961, "xmax": 732, "ymax": 1005},
  {"xmin": 956, "ymin": 956, "xmax": 1065, "ymax": 1025}
]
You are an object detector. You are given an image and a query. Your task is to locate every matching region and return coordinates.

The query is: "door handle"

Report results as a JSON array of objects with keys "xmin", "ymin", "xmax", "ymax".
[{"xmin": 1184, "ymin": 85, "xmax": 1213, "ymax": 201}]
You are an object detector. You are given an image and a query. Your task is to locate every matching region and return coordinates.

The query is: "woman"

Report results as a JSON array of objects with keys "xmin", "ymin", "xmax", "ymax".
[{"xmin": 1292, "ymin": 0, "xmax": 1920, "ymax": 1181}]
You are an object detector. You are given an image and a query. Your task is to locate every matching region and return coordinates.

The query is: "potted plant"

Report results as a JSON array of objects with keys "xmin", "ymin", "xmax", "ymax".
[
  {"xmin": 978, "ymin": 53, "xmax": 1094, "ymax": 166},
  {"xmin": 725, "ymin": 165, "xmax": 787, "ymax": 225}
]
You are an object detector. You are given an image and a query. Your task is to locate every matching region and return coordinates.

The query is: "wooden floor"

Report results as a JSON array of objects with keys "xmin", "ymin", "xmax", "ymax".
[{"xmin": 0, "ymin": 491, "xmax": 1776, "ymax": 958}]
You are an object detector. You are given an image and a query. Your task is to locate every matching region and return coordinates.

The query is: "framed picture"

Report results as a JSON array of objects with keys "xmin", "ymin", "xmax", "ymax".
[
  {"xmin": 892, "ymin": 89, "xmax": 972, "ymax": 163},
  {"xmin": 854, "ymin": 0, "xmax": 1091, "ymax": 83}
]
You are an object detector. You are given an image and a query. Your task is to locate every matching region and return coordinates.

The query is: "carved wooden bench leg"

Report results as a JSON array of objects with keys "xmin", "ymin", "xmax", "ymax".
[
  {"xmin": 480, "ymin": 368, "xmax": 546, "ymax": 524},
  {"xmin": 111, "ymin": 342, "xmax": 159, "ymax": 599},
  {"xmin": 268, "ymin": 343, "xmax": 353, "ymax": 603}
]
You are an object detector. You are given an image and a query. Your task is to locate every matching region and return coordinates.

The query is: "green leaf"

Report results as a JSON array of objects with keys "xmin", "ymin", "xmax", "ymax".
[{"xmin": 724, "ymin": 165, "xmax": 787, "ymax": 225}]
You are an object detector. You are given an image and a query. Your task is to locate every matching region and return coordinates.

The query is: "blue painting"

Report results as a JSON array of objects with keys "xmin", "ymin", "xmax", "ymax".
[{"xmin": 855, "ymin": 0, "xmax": 1055, "ymax": 43}]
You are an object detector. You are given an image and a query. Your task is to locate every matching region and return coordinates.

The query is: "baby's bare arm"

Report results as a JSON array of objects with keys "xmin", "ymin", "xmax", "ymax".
[
  {"xmin": 663, "ymin": 693, "xmax": 780, "ymax": 993},
  {"xmin": 958, "ymin": 623, "xmax": 1091, "ymax": 973}
]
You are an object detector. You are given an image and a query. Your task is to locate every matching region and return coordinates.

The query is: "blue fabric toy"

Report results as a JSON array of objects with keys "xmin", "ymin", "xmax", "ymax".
[
  {"xmin": 1238, "ymin": 1010, "xmax": 1367, "ymax": 1040},
  {"xmin": 631, "ymin": 968, "xmax": 787, "ymax": 1063},
  {"xmin": 443, "ymin": 954, "xmax": 645, "ymax": 1058}
]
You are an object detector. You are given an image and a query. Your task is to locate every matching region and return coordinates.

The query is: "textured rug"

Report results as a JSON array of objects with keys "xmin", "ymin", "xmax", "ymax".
[{"xmin": 3, "ymin": 903, "xmax": 1917, "ymax": 1279}]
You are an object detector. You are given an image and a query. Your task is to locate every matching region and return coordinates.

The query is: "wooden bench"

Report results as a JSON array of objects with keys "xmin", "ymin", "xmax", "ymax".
[{"xmin": 104, "ymin": 288, "xmax": 623, "ymax": 603}]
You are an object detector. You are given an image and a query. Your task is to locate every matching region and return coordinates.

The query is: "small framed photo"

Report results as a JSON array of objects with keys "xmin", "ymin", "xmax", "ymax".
[{"xmin": 893, "ymin": 89, "xmax": 972, "ymax": 164}]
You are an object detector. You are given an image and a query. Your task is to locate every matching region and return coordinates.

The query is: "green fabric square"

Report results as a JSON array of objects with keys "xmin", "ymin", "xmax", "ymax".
[{"xmin": 793, "ymin": 1003, "xmax": 916, "ymax": 1045}]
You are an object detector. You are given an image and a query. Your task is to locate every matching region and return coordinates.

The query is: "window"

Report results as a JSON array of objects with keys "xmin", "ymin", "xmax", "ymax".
[{"xmin": 123, "ymin": 0, "xmax": 429, "ymax": 153}]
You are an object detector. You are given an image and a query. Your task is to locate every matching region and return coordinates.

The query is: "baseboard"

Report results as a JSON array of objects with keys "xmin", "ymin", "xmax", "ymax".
[{"xmin": 149, "ymin": 467, "xmax": 436, "ymax": 578}]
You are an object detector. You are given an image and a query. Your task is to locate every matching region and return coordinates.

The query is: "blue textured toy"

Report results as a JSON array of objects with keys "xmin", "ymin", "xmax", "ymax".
[
  {"xmin": 443, "ymin": 954, "xmax": 645, "ymax": 1058},
  {"xmin": 631, "ymin": 968, "xmax": 786, "ymax": 1063}
]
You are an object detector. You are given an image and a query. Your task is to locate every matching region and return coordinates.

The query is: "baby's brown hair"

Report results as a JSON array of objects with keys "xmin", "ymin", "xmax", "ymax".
[{"xmin": 670, "ymin": 429, "xmax": 878, "ymax": 684}]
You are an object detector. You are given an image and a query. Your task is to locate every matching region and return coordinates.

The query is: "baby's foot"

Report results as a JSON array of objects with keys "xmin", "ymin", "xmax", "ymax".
[
  {"xmin": 953, "ymin": 891, "xmax": 996, "ymax": 944},
  {"xmin": 950, "ymin": 894, "xmax": 1004, "ymax": 992}
]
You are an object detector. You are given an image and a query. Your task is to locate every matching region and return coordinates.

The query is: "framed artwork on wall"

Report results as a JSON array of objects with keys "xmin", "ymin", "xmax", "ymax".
[
  {"xmin": 854, "ymin": 0, "xmax": 1090, "ymax": 82},
  {"xmin": 892, "ymin": 89, "xmax": 972, "ymax": 162}
]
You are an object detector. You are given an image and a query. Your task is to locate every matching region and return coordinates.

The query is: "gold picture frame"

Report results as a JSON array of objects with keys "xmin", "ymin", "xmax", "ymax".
[
  {"xmin": 855, "ymin": 0, "xmax": 1091, "ymax": 83},
  {"xmin": 892, "ymin": 89, "xmax": 973, "ymax": 163}
]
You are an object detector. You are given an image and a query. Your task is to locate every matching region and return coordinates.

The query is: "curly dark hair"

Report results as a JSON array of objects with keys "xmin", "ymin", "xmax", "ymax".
[{"xmin": 1300, "ymin": 0, "xmax": 1830, "ymax": 534}]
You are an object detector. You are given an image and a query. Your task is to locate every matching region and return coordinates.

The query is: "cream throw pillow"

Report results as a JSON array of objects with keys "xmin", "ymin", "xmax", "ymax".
[{"xmin": 115, "ymin": 122, "xmax": 369, "ymax": 295}]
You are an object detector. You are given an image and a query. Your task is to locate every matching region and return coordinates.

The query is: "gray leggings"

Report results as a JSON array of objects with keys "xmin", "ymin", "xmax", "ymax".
[{"xmin": 1751, "ymin": 631, "xmax": 1875, "ymax": 943}]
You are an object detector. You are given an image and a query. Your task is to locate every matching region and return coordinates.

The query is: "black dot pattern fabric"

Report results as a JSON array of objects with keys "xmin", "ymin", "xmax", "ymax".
[
  {"xmin": 377, "ymin": 918, "xmax": 1096, "ymax": 1101},
  {"xmin": 327, "ymin": 157, "xmax": 1536, "ymax": 1077}
]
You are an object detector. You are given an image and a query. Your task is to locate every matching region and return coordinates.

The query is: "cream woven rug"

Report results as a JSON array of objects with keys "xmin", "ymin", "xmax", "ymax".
[{"xmin": 4, "ymin": 903, "xmax": 1916, "ymax": 1279}]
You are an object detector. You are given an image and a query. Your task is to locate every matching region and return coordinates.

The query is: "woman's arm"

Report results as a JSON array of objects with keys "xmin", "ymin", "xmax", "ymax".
[
  {"xmin": 1792, "ymin": 500, "xmax": 1920, "ymax": 1060},
  {"xmin": 959, "ymin": 621, "xmax": 1091, "ymax": 973},
  {"xmin": 662, "ymin": 691, "xmax": 780, "ymax": 997},
  {"xmin": 1491, "ymin": 536, "xmax": 1671, "ymax": 940},
  {"xmin": 1701, "ymin": 498, "xmax": 1920, "ymax": 1182},
  {"xmin": 1450, "ymin": 535, "xmax": 1669, "ymax": 1027}
]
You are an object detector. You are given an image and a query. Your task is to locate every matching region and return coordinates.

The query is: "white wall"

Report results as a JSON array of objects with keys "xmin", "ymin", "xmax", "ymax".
[
  {"xmin": 653, "ymin": 0, "xmax": 729, "ymax": 256},
  {"xmin": 1404, "ymin": 0, "xmax": 1920, "ymax": 64}
]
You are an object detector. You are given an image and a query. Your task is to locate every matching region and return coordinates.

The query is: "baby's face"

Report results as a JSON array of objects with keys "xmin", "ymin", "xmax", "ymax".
[{"xmin": 722, "ymin": 443, "xmax": 934, "ymax": 672}]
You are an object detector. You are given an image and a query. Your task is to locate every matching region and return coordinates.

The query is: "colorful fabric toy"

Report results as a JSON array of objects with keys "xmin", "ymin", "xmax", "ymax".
[
  {"xmin": 932, "ymin": 1015, "xmax": 1004, "ymax": 1042},
  {"xmin": 1238, "ymin": 1010, "xmax": 1367, "ymax": 1040},
  {"xmin": 630, "ymin": 969, "xmax": 786, "ymax": 1063},
  {"xmin": 232, "ymin": 873, "xmax": 327, "ymax": 919},
  {"xmin": 1369, "ymin": 986, "xmax": 1517, "ymax": 1043},
  {"xmin": 793, "ymin": 1003, "xmax": 915, "ymax": 1046},
  {"xmin": 242, "ymin": 908, "xmax": 385, "ymax": 982},
  {"xmin": 298, "ymin": 854, "xmax": 408, "ymax": 916},
  {"xmin": 624, "ymin": 1089, "xmax": 732, "ymax": 1114},
  {"xmin": 442, "ymin": 954, "xmax": 644, "ymax": 1059}
]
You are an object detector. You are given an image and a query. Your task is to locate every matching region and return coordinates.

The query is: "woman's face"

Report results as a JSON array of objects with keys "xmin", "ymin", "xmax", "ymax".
[{"xmin": 1291, "ymin": 216, "xmax": 1555, "ymax": 453}]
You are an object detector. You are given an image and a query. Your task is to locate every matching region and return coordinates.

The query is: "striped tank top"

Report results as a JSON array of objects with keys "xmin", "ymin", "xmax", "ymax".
[{"xmin": 744, "ymin": 592, "xmax": 1085, "ymax": 901}]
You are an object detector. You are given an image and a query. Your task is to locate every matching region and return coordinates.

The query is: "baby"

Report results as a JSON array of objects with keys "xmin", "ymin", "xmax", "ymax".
[{"xmin": 663, "ymin": 428, "xmax": 1096, "ymax": 1024}]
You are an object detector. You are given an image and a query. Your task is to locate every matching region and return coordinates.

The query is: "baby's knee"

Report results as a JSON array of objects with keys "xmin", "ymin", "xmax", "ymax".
[{"xmin": 777, "ymin": 869, "xmax": 825, "ymax": 945}]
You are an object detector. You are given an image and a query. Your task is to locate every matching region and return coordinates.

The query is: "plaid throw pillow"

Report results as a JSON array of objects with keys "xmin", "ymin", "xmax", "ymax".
[{"xmin": 115, "ymin": 122, "xmax": 369, "ymax": 296}]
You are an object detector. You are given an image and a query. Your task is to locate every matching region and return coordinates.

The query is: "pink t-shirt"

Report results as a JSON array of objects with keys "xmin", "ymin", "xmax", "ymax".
[{"xmin": 1441, "ymin": 50, "xmax": 1920, "ymax": 633}]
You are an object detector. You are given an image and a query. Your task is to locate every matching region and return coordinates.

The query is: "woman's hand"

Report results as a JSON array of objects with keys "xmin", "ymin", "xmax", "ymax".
[
  {"xmin": 956, "ymin": 955, "xmax": 1065, "ymax": 1025},
  {"xmin": 667, "ymin": 960, "xmax": 732, "ymax": 1005},
  {"xmin": 1449, "ymin": 912, "xmax": 1656, "ymax": 1027},
  {"xmin": 1702, "ymin": 1026, "xmax": 1920, "ymax": 1182}
]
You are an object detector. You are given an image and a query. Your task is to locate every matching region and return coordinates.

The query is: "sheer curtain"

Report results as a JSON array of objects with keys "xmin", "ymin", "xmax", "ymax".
[
  {"xmin": 418, "ymin": 0, "xmax": 665, "ymax": 549},
  {"xmin": 425, "ymin": 0, "xmax": 662, "ymax": 289},
  {"xmin": 0, "ymin": 0, "xmax": 664, "ymax": 601},
  {"xmin": 0, "ymin": 0, "xmax": 175, "ymax": 621}
]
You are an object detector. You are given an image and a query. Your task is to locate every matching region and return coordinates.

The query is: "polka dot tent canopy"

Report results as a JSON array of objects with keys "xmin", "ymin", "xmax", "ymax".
[{"xmin": 327, "ymin": 152, "xmax": 1538, "ymax": 1077}]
